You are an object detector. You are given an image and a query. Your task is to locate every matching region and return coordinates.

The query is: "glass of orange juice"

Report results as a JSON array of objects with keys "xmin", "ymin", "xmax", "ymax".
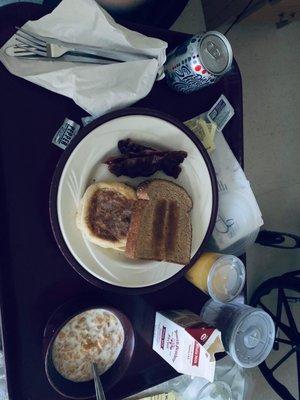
[{"xmin": 185, "ymin": 252, "xmax": 245, "ymax": 302}]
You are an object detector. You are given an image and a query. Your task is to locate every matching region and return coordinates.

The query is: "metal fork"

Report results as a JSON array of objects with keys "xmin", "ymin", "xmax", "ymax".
[
  {"xmin": 5, "ymin": 44, "xmax": 123, "ymax": 64},
  {"xmin": 15, "ymin": 26, "xmax": 151, "ymax": 62}
]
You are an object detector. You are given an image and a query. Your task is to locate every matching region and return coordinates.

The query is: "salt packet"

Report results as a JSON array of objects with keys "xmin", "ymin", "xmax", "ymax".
[{"xmin": 52, "ymin": 118, "xmax": 81, "ymax": 150}]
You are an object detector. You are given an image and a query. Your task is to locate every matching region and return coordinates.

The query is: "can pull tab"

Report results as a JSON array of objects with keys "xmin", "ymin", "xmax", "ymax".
[{"xmin": 207, "ymin": 41, "xmax": 221, "ymax": 59}]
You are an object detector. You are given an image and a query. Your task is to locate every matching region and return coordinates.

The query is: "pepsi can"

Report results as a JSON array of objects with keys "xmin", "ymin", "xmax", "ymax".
[{"xmin": 164, "ymin": 31, "xmax": 233, "ymax": 94}]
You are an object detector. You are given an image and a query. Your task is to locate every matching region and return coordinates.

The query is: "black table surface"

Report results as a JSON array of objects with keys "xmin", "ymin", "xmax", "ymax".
[{"xmin": 0, "ymin": 4, "xmax": 243, "ymax": 400}]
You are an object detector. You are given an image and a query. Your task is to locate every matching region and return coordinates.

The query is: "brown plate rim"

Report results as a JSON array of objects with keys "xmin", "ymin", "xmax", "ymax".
[{"xmin": 49, "ymin": 107, "xmax": 218, "ymax": 294}]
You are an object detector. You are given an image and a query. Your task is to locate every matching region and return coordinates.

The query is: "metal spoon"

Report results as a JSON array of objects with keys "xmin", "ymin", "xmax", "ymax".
[{"xmin": 92, "ymin": 363, "xmax": 106, "ymax": 400}]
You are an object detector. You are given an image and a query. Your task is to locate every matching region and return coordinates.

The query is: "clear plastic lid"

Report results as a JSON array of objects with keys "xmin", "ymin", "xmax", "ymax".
[
  {"xmin": 229, "ymin": 309, "xmax": 275, "ymax": 368},
  {"xmin": 207, "ymin": 255, "xmax": 245, "ymax": 302}
]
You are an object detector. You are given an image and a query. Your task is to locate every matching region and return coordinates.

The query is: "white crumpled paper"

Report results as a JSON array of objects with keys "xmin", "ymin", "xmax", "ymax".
[
  {"xmin": 185, "ymin": 110, "xmax": 263, "ymax": 256},
  {"xmin": 0, "ymin": 0, "xmax": 167, "ymax": 116},
  {"xmin": 208, "ymin": 131, "xmax": 264, "ymax": 255},
  {"xmin": 0, "ymin": 351, "xmax": 8, "ymax": 400},
  {"xmin": 125, "ymin": 356, "xmax": 252, "ymax": 400}
]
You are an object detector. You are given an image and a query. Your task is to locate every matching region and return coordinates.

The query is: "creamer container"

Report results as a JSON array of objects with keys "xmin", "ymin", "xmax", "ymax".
[
  {"xmin": 200, "ymin": 300, "xmax": 275, "ymax": 368},
  {"xmin": 185, "ymin": 253, "xmax": 245, "ymax": 303},
  {"xmin": 152, "ymin": 309, "xmax": 224, "ymax": 381}
]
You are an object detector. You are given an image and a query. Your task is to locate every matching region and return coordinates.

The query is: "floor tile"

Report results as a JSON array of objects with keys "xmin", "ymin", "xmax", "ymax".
[{"xmin": 171, "ymin": 0, "xmax": 206, "ymax": 34}]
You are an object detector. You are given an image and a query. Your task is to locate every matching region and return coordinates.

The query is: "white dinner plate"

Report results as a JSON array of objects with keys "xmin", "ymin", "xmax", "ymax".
[{"xmin": 51, "ymin": 109, "xmax": 217, "ymax": 291}]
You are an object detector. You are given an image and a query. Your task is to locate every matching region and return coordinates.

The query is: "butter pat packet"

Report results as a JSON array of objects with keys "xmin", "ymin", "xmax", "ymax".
[
  {"xmin": 185, "ymin": 117, "xmax": 216, "ymax": 153},
  {"xmin": 152, "ymin": 310, "xmax": 223, "ymax": 382}
]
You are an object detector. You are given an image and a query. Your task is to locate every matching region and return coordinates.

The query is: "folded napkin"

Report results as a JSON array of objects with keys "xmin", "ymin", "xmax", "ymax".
[{"xmin": 0, "ymin": 0, "xmax": 167, "ymax": 116}]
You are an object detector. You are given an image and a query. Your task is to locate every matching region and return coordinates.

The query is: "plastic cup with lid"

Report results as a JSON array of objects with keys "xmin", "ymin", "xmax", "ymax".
[
  {"xmin": 200, "ymin": 300, "xmax": 275, "ymax": 368},
  {"xmin": 185, "ymin": 253, "xmax": 245, "ymax": 303},
  {"xmin": 207, "ymin": 254, "xmax": 245, "ymax": 302}
]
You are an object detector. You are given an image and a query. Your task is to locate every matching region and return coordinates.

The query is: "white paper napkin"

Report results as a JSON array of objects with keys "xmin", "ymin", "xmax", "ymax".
[
  {"xmin": 0, "ymin": 351, "xmax": 8, "ymax": 400},
  {"xmin": 0, "ymin": 0, "xmax": 167, "ymax": 116},
  {"xmin": 125, "ymin": 356, "xmax": 251, "ymax": 400},
  {"xmin": 208, "ymin": 131, "xmax": 264, "ymax": 254}
]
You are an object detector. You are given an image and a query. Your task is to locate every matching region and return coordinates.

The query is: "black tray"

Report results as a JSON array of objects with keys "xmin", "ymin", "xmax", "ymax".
[{"xmin": 0, "ymin": 4, "xmax": 243, "ymax": 400}]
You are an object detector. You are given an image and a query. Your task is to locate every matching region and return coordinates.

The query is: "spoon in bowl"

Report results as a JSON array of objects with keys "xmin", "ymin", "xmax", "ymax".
[{"xmin": 92, "ymin": 363, "xmax": 106, "ymax": 400}]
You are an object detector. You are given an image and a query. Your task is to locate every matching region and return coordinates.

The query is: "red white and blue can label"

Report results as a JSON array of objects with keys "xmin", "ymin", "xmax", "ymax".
[{"xmin": 164, "ymin": 32, "xmax": 232, "ymax": 94}]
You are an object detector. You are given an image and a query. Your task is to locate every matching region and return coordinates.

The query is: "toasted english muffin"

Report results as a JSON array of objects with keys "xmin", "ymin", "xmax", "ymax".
[{"xmin": 76, "ymin": 181, "xmax": 137, "ymax": 250}]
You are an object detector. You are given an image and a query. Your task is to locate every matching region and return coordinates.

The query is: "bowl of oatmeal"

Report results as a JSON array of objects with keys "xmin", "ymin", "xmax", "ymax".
[{"xmin": 44, "ymin": 302, "xmax": 134, "ymax": 399}]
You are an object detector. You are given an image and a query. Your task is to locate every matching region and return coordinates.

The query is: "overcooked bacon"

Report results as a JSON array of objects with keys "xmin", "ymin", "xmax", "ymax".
[{"xmin": 104, "ymin": 139, "xmax": 187, "ymax": 178}]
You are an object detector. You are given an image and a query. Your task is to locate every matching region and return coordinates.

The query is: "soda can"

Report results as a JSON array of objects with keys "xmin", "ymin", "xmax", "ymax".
[{"xmin": 164, "ymin": 31, "xmax": 233, "ymax": 94}]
